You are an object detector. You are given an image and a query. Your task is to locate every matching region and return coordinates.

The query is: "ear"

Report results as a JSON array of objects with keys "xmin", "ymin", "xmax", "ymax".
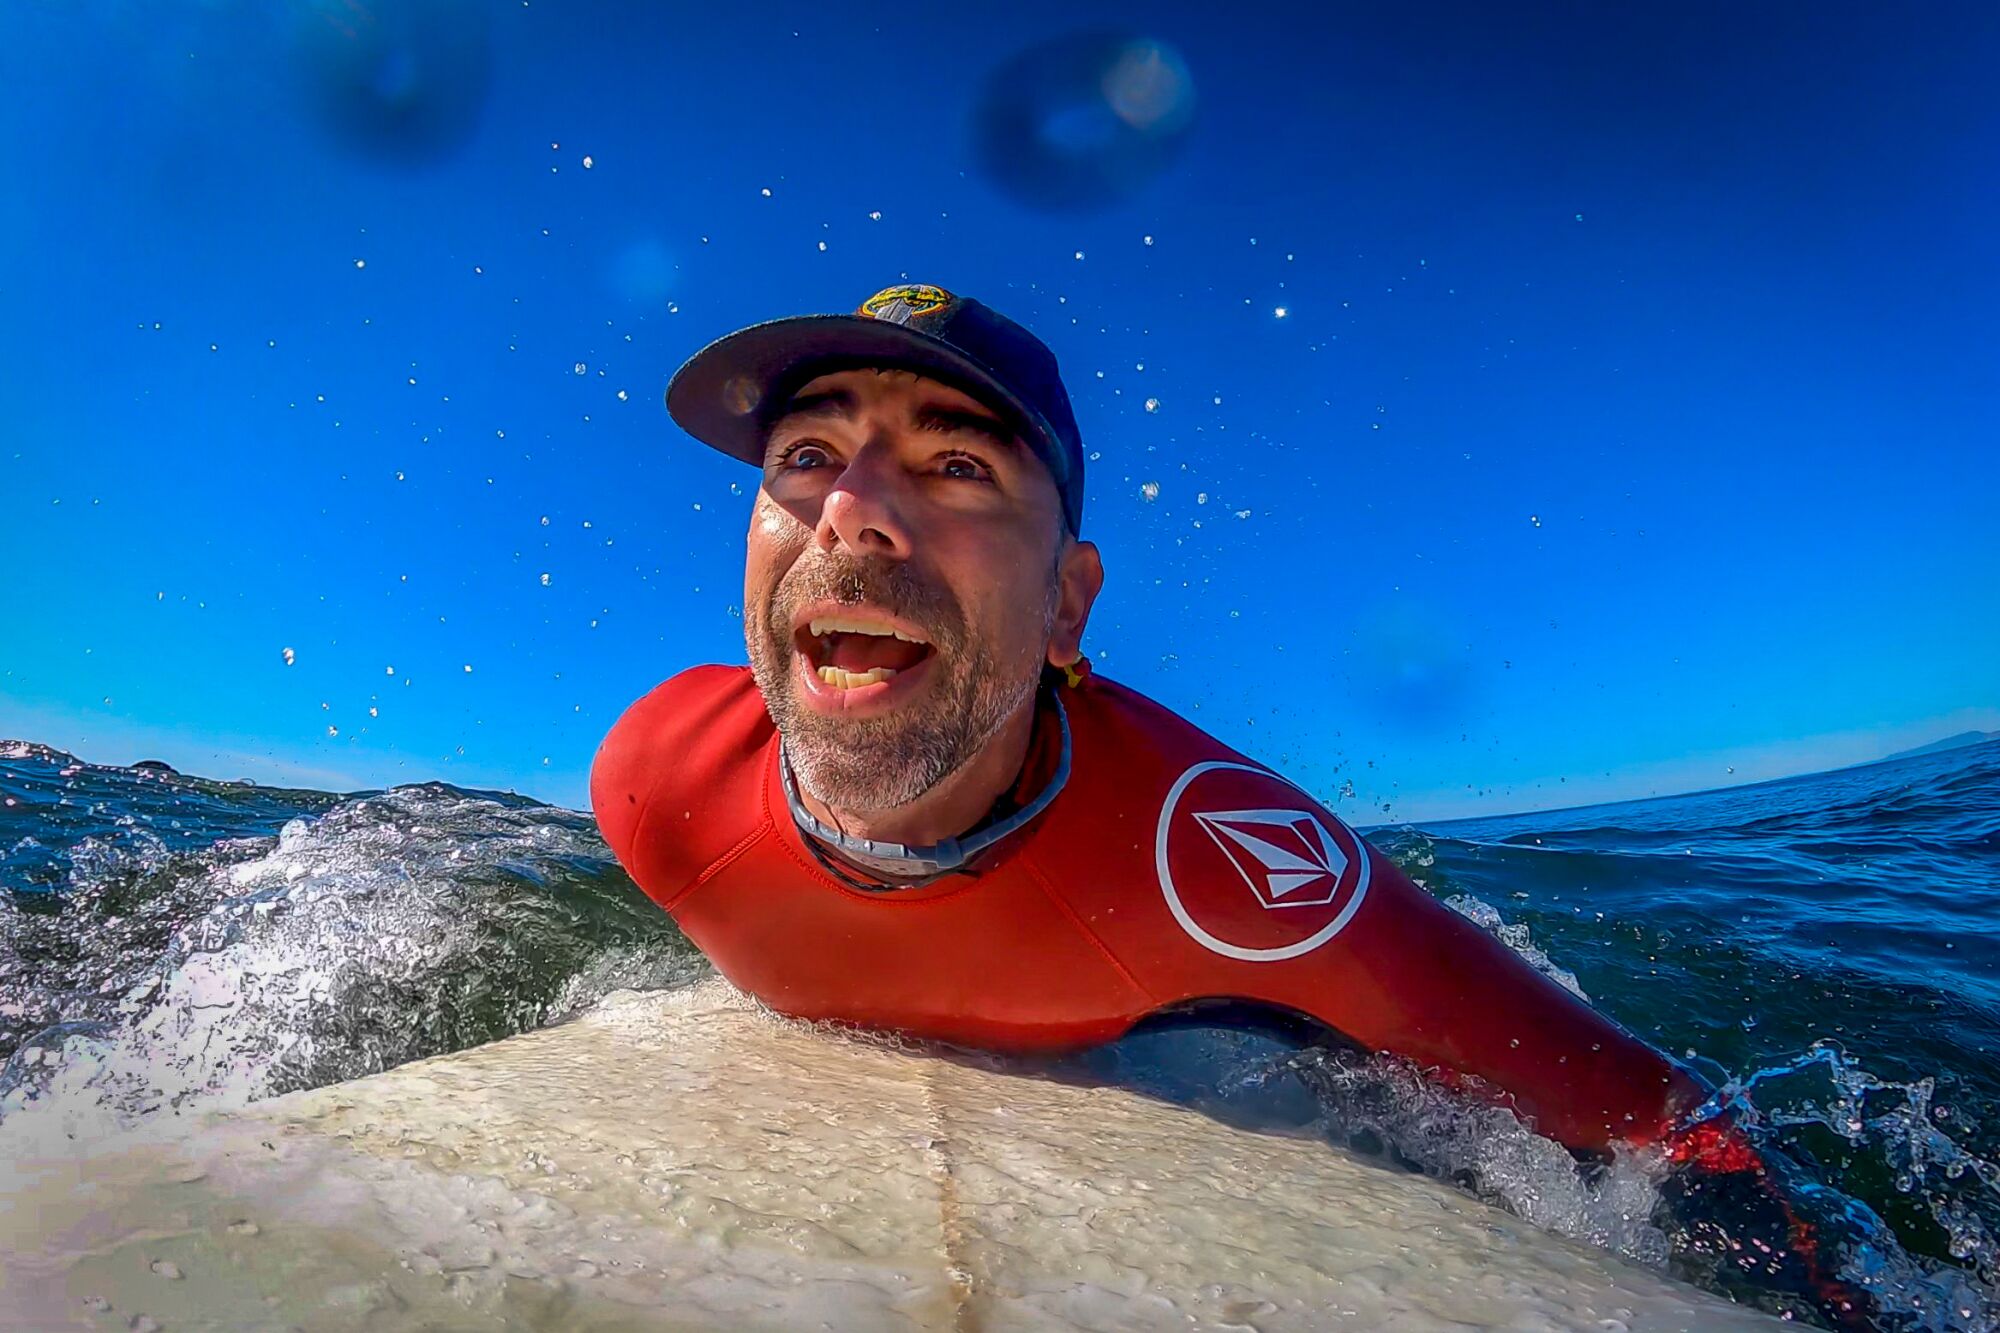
[{"xmin": 1046, "ymin": 539, "xmax": 1104, "ymax": 669}]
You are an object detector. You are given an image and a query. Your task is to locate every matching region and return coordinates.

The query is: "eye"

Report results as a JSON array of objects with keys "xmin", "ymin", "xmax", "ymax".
[
  {"xmin": 773, "ymin": 440, "xmax": 834, "ymax": 471},
  {"xmin": 937, "ymin": 451, "xmax": 993, "ymax": 483}
]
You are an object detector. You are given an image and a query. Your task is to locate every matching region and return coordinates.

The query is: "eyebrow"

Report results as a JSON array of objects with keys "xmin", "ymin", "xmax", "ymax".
[
  {"xmin": 765, "ymin": 390, "xmax": 1021, "ymax": 452},
  {"xmin": 768, "ymin": 387, "xmax": 855, "ymax": 426},
  {"xmin": 910, "ymin": 404, "xmax": 1019, "ymax": 451}
]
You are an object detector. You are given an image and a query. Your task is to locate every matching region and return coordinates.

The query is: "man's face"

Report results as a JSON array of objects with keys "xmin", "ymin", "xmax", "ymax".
[{"xmin": 743, "ymin": 367, "xmax": 1097, "ymax": 812}]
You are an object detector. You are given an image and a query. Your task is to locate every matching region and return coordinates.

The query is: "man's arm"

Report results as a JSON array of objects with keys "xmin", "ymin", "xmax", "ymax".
[
  {"xmin": 1298, "ymin": 845, "xmax": 1710, "ymax": 1152},
  {"xmin": 1245, "ymin": 849, "xmax": 1869, "ymax": 1323}
]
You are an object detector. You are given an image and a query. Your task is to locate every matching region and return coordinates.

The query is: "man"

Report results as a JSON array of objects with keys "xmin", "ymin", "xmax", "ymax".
[
  {"xmin": 593, "ymin": 282, "xmax": 1701, "ymax": 1154},
  {"xmin": 591, "ymin": 283, "xmax": 1876, "ymax": 1324}
]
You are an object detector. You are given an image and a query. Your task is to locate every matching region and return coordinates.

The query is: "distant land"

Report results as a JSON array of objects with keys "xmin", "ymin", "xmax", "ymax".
[
  {"xmin": 1881, "ymin": 730, "xmax": 2000, "ymax": 763},
  {"xmin": 7, "ymin": 725, "xmax": 1998, "ymax": 826}
]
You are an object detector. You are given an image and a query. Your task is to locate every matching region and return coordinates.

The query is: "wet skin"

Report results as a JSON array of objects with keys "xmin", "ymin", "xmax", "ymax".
[{"xmin": 743, "ymin": 368, "xmax": 1103, "ymax": 854}]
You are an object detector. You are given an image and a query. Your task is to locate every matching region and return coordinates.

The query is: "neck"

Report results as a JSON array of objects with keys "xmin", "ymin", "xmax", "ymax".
[{"xmin": 796, "ymin": 693, "xmax": 1040, "ymax": 852}]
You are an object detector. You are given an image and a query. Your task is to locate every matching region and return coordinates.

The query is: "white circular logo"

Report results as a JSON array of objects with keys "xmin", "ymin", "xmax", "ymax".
[{"xmin": 1154, "ymin": 760, "xmax": 1372, "ymax": 962}]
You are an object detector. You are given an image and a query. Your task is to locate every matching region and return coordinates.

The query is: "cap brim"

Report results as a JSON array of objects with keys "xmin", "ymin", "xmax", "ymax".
[{"xmin": 664, "ymin": 313, "xmax": 1070, "ymax": 487}]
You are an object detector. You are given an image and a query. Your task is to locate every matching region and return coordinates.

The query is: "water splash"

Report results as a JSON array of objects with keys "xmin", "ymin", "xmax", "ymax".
[
  {"xmin": 0, "ymin": 780, "xmax": 702, "ymax": 1145},
  {"xmin": 1694, "ymin": 1045, "xmax": 2000, "ymax": 1329}
]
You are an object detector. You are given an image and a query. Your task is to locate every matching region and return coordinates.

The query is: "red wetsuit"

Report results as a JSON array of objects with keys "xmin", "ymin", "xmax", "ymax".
[{"xmin": 592, "ymin": 664, "xmax": 1707, "ymax": 1152}]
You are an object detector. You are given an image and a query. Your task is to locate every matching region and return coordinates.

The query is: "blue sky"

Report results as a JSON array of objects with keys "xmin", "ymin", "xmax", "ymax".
[{"xmin": 2, "ymin": 1, "xmax": 1995, "ymax": 822}]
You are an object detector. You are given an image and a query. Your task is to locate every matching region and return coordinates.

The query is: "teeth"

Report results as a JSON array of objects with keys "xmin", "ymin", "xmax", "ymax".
[
  {"xmin": 817, "ymin": 665, "xmax": 898, "ymax": 689},
  {"xmin": 807, "ymin": 615, "xmax": 926, "ymax": 644}
]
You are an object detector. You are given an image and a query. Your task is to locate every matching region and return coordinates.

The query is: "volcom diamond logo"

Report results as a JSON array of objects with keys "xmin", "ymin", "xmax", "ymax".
[
  {"xmin": 1192, "ymin": 807, "xmax": 1351, "ymax": 908},
  {"xmin": 1155, "ymin": 761, "xmax": 1372, "ymax": 962}
]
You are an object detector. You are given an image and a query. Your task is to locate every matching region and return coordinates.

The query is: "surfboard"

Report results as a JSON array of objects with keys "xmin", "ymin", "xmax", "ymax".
[{"xmin": 0, "ymin": 981, "xmax": 1781, "ymax": 1330}]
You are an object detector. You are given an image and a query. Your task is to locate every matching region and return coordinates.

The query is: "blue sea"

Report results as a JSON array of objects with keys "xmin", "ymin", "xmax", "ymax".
[{"xmin": 2, "ymin": 735, "xmax": 1994, "ymax": 1329}]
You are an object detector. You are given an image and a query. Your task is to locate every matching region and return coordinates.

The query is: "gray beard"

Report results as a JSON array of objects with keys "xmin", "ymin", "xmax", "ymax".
[
  {"xmin": 751, "ymin": 632, "xmax": 1043, "ymax": 812},
  {"xmin": 746, "ymin": 556, "xmax": 1052, "ymax": 812}
]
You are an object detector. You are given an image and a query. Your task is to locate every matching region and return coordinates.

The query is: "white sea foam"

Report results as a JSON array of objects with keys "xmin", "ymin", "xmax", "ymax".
[{"xmin": 0, "ymin": 785, "xmax": 701, "ymax": 1152}]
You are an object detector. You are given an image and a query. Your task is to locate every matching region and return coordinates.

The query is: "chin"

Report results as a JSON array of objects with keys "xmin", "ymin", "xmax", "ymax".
[{"xmin": 788, "ymin": 739, "xmax": 946, "ymax": 813}]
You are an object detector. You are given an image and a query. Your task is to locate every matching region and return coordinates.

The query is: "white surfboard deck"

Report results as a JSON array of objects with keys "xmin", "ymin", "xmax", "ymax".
[{"xmin": 0, "ymin": 981, "xmax": 1781, "ymax": 1331}]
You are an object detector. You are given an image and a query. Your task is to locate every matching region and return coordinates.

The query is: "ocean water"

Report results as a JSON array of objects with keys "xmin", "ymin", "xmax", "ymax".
[{"xmin": 2, "ymin": 735, "xmax": 1996, "ymax": 1330}]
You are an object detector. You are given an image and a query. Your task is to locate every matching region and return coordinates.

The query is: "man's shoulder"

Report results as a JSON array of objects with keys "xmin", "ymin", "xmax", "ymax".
[
  {"xmin": 1054, "ymin": 667, "xmax": 1364, "ymax": 839},
  {"xmin": 1065, "ymin": 670, "xmax": 1245, "ymax": 767},
  {"xmin": 612, "ymin": 663, "xmax": 764, "ymax": 729},
  {"xmin": 590, "ymin": 665, "xmax": 774, "ymax": 875},
  {"xmin": 594, "ymin": 664, "xmax": 769, "ymax": 774}
]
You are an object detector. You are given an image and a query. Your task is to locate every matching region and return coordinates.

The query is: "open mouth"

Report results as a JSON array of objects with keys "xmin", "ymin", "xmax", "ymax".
[{"xmin": 793, "ymin": 609, "xmax": 936, "ymax": 691}]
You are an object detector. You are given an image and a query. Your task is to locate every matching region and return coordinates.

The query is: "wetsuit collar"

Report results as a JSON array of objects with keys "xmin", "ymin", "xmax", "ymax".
[{"xmin": 778, "ymin": 692, "xmax": 1072, "ymax": 880}]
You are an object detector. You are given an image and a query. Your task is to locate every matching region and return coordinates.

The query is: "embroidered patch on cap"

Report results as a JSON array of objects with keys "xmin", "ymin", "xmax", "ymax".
[{"xmin": 858, "ymin": 284, "xmax": 954, "ymax": 325}]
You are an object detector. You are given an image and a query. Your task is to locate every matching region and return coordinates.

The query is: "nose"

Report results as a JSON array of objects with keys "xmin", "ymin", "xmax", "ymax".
[{"xmin": 815, "ymin": 441, "xmax": 913, "ymax": 560}]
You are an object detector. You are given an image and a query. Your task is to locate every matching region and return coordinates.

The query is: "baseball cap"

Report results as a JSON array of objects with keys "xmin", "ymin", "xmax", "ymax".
[{"xmin": 665, "ymin": 284, "xmax": 1088, "ymax": 534}]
